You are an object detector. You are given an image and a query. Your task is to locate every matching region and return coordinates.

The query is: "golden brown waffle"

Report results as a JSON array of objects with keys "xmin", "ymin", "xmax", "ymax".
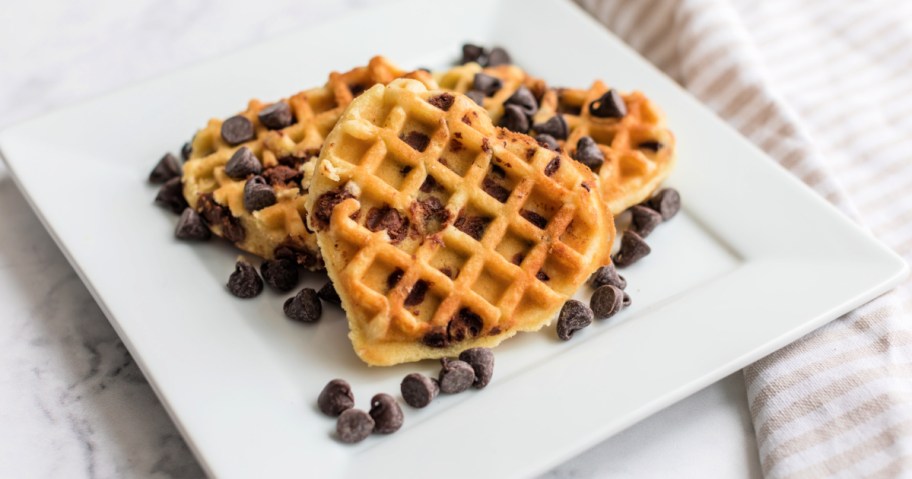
[
  {"xmin": 437, "ymin": 63, "xmax": 676, "ymax": 215},
  {"xmin": 305, "ymin": 79, "xmax": 613, "ymax": 366},
  {"xmin": 182, "ymin": 57, "xmax": 435, "ymax": 268}
]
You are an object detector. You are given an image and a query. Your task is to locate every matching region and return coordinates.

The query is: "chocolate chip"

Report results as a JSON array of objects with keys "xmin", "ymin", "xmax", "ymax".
[
  {"xmin": 318, "ymin": 379, "xmax": 355, "ymax": 416},
  {"xmin": 423, "ymin": 330, "xmax": 449, "ymax": 348},
  {"xmin": 538, "ymin": 135, "xmax": 560, "ymax": 152},
  {"xmin": 638, "ymin": 140, "xmax": 663, "ymax": 152},
  {"xmin": 646, "ymin": 188, "xmax": 681, "ymax": 221},
  {"xmin": 369, "ymin": 393, "xmax": 403, "ymax": 434},
  {"xmin": 174, "ymin": 208, "xmax": 210, "ymax": 241},
  {"xmin": 243, "ymin": 176, "xmax": 276, "ymax": 211},
  {"xmin": 401, "ymin": 373, "xmax": 439, "ymax": 408},
  {"xmin": 275, "ymin": 243, "xmax": 320, "ymax": 269},
  {"xmin": 438, "ymin": 358, "xmax": 476, "ymax": 394},
  {"xmin": 221, "ymin": 115, "xmax": 255, "ymax": 146},
  {"xmin": 365, "ymin": 206, "xmax": 410, "ymax": 244},
  {"xmin": 261, "ymin": 258, "xmax": 299, "ymax": 292},
  {"xmin": 629, "ymin": 204, "xmax": 662, "ymax": 237},
  {"xmin": 486, "ymin": 47, "xmax": 511, "ymax": 66},
  {"xmin": 544, "ymin": 155, "xmax": 561, "ymax": 176},
  {"xmin": 428, "ymin": 93, "xmax": 455, "ymax": 111},
  {"xmin": 590, "ymin": 284, "xmax": 624, "ymax": 319},
  {"xmin": 197, "ymin": 193, "xmax": 245, "ymax": 242},
  {"xmin": 401, "ymin": 131, "xmax": 430, "ymax": 153},
  {"xmin": 149, "ymin": 153, "xmax": 182, "ymax": 183},
  {"xmin": 283, "ymin": 287, "xmax": 321, "ymax": 322},
  {"xmin": 258, "ymin": 101, "xmax": 293, "ymax": 130},
  {"xmin": 536, "ymin": 270, "xmax": 550, "ymax": 282},
  {"xmin": 589, "ymin": 89, "xmax": 627, "ymax": 119},
  {"xmin": 482, "ymin": 176, "xmax": 510, "ymax": 203},
  {"xmin": 458, "ymin": 348, "xmax": 494, "ymax": 389},
  {"xmin": 227, "ymin": 258, "xmax": 263, "ymax": 298},
  {"xmin": 416, "ymin": 196, "xmax": 449, "ymax": 226},
  {"xmin": 612, "ymin": 231, "xmax": 651, "ymax": 267},
  {"xmin": 154, "ymin": 177, "xmax": 188, "ymax": 214},
  {"xmin": 574, "ymin": 136, "xmax": 605, "ymax": 171},
  {"xmin": 419, "ymin": 175, "xmax": 440, "ymax": 193},
  {"xmin": 454, "ymin": 214, "xmax": 489, "ymax": 240},
  {"xmin": 386, "ymin": 268, "xmax": 404, "ymax": 290},
  {"xmin": 520, "ymin": 209, "xmax": 548, "ymax": 229},
  {"xmin": 336, "ymin": 409, "xmax": 374, "ymax": 444},
  {"xmin": 318, "ymin": 281, "xmax": 341, "ymax": 306},
  {"xmin": 224, "ymin": 146, "xmax": 262, "ymax": 180},
  {"xmin": 505, "ymin": 86, "xmax": 538, "ymax": 116},
  {"xmin": 623, "ymin": 292, "xmax": 632, "ymax": 308},
  {"xmin": 404, "ymin": 280, "xmax": 429, "ymax": 307},
  {"xmin": 589, "ymin": 264, "xmax": 626, "ymax": 290},
  {"xmin": 473, "ymin": 73, "xmax": 502, "ymax": 96},
  {"xmin": 262, "ymin": 165, "xmax": 302, "ymax": 188},
  {"xmin": 557, "ymin": 299, "xmax": 593, "ymax": 340},
  {"xmin": 461, "ymin": 43, "xmax": 486, "ymax": 64},
  {"xmin": 511, "ymin": 253, "xmax": 525, "ymax": 265},
  {"xmin": 181, "ymin": 141, "xmax": 192, "ymax": 161},
  {"xmin": 499, "ymin": 104, "xmax": 530, "ymax": 133},
  {"xmin": 533, "ymin": 115, "xmax": 568, "ymax": 140},
  {"xmin": 447, "ymin": 308, "xmax": 483, "ymax": 342},
  {"xmin": 466, "ymin": 90, "xmax": 485, "ymax": 106},
  {"xmin": 312, "ymin": 189, "xmax": 354, "ymax": 230}
]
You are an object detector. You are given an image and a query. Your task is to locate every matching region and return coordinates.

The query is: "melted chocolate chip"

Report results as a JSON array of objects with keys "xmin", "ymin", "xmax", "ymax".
[
  {"xmin": 520, "ymin": 209, "xmax": 548, "ymax": 229},
  {"xmin": 318, "ymin": 379, "xmax": 355, "ymax": 416},
  {"xmin": 454, "ymin": 214, "xmax": 489, "ymax": 240},
  {"xmin": 336, "ymin": 409, "xmax": 374, "ymax": 444},
  {"xmin": 482, "ymin": 176, "xmax": 510, "ymax": 203},
  {"xmin": 420, "ymin": 175, "xmax": 440, "ymax": 193},
  {"xmin": 533, "ymin": 115, "xmax": 568, "ymax": 140},
  {"xmin": 260, "ymin": 258, "xmax": 299, "ymax": 292},
  {"xmin": 574, "ymin": 136, "xmax": 605, "ymax": 171},
  {"xmin": 589, "ymin": 89, "xmax": 627, "ymax": 118},
  {"xmin": 227, "ymin": 258, "xmax": 263, "ymax": 299},
  {"xmin": 612, "ymin": 231, "xmax": 651, "ymax": 267},
  {"xmin": 149, "ymin": 153, "xmax": 182, "ymax": 183},
  {"xmin": 447, "ymin": 308, "xmax": 483, "ymax": 343},
  {"xmin": 283, "ymin": 287, "xmax": 321, "ymax": 322},
  {"xmin": 243, "ymin": 176, "xmax": 276, "ymax": 211},
  {"xmin": 401, "ymin": 373, "xmax": 439, "ymax": 408},
  {"xmin": 557, "ymin": 300, "xmax": 593, "ymax": 340},
  {"xmin": 458, "ymin": 348, "xmax": 495, "ymax": 389},
  {"xmin": 638, "ymin": 140, "xmax": 664, "ymax": 152},
  {"xmin": 401, "ymin": 131, "xmax": 430, "ymax": 152},
  {"xmin": 536, "ymin": 270, "xmax": 550, "ymax": 282},
  {"xmin": 473, "ymin": 73, "xmax": 503, "ymax": 96},
  {"xmin": 174, "ymin": 208, "xmax": 210, "ymax": 241},
  {"xmin": 423, "ymin": 329, "xmax": 449, "ymax": 348},
  {"xmin": 221, "ymin": 115, "xmax": 255, "ymax": 146},
  {"xmin": 403, "ymin": 280, "xmax": 429, "ymax": 307},
  {"xmin": 274, "ymin": 243, "xmax": 320, "ymax": 269},
  {"xmin": 365, "ymin": 206, "xmax": 410, "ymax": 244},
  {"xmin": 428, "ymin": 93, "xmax": 455, "ymax": 111},
  {"xmin": 262, "ymin": 165, "xmax": 302, "ymax": 188},
  {"xmin": 258, "ymin": 101, "xmax": 293, "ymax": 130},
  {"xmin": 629, "ymin": 204, "xmax": 662, "ymax": 238},
  {"xmin": 224, "ymin": 146, "xmax": 262, "ymax": 180},
  {"xmin": 369, "ymin": 393, "xmax": 403, "ymax": 434},
  {"xmin": 154, "ymin": 177, "xmax": 188, "ymax": 214},
  {"xmin": 312, "ymin": 189, "xmax": 353, "ymax": 230},
  {"xmin": 499, "ymin": 104, "xmax": 530, "ymax": 133},
  {"xmin": 416, "ymin": 196, "xmax": 449, "ymax": 226},
  {"xmin": 438, "ymin": 358, "xmax": 475, "ymax": 394},
  {"xmin": 589, "ymin": 264, "xmax": 626, "ymax": 290},
  {"xmin": 544, "ymin": 156, "xmax": 561, "ymax": 176},
  {"xmin": 197, "ymin": 193, "xmax": 245, "ymax": 242},
  {"xmin": 386, "ymin": 268, "xmax": 404, "ymax": 290}
]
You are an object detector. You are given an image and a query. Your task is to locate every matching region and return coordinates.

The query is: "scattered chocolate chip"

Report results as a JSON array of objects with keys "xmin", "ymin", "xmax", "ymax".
[
  {"xmin": 258, "ymin": 101, "xmax": 293, "ymax": 130},
  {"xmin": 461, "ymin": 43, "xmax": 486, "ymax": 64},
  {"xmin": 590, "ymin": 284, "xmax": 624, "ymax": 319},
  {"xmin": 369, "ymin": 393, "xmax": 403, "ymax": 434},
  {"xmin": 500, "ymin": 104, "xmax": 530, "ymax": 133},
  {"xmin": 544, "ymin": 155, "xmax": 561, "ymax": 175},
  {"xmin": 629, "ymin": 204, "xmax": 662, "ymax": 237},
  {"xmin": 520, "ymin": 209, "xmax": 548, "ymax": 229},
  {"xmin": 227, "ymin": 258, "xmax": 263, "ymax": 299},
  {"xmin": 401, "ymin": 131, "xmax": 430, "ymax": 152},
  {"xmin": 505, "ymin": 86, "xmax": 538, "ymax": 116},
  {"xmin": 181, "ymin": 141, "xmax": 192, "ymax": 161},
  {"xmin": 447, "ymin": 308, "xmax": 483, "ymax": 342},
  {"xmin": 262, "ymin": 165, "xmax": 302, "ymax": 187},
  {"xmin": 454, "ymin": 214, "xmax": 489, "ymax": 240},
  {"xmin": 366, "ymin": 206, "xmax": 410, "ymax": 244},
  {"xmin": 404, "ymin": 280, "xmax": 429, "ymax": 307},
  {"xmin": 428, "ymin": 93, "xmax": 455, "ymax": 111},
  {"xmin": 386, "ymin": 269, "xmax": 404, "ymax": 290},
  {"xmin": 438, "ymin": 358, "xmax": 475, "ymax": 394},
  {"xmin": 613, "ymin": 231, "xmax": 651, "ymax": 267},
  {"xmin": 221, "ymin": 115, "xmax": 255, "ymax": 146},
  {"xmin": 154, "ymin": 177, "xmax": 188, "ymax": 214},
  {"xmin": 149, "ymin": 153, "xmax": 182, "ymax": 183},
  {"xmin": 589, "ymin": 264, "xmax": 627, "ymax": 290},
  {"xmin": 557, "ymin": 300, "xmax": 593, "ymax": 340},
  {"xmin": 533, "ymin": 115, "xmax": 568, "ymax": 140},
  {"xmin": 260, "ymin": 258, "xmax": 298, "ymax": 291},
  {"xmin": 646, "ymin": 188, "xmax": 681, "ymax": 221},
  {"xmin": 283, "ymin": 287, "xmax": 321, "ymax": 322},
  {"xmin": 638, "ymin": 140, "xmax": 663, "ymax": 152},
  {"xmin": 486, "ymin": 47, "xmax": 511, "ymax": 66},
  {"xmin": 174, "ymin": 208, "xmax": 210, "ymax": 241},
  {"xmin": 312, "ymin": 189, "xmax": 354, "ymax": 230},
  {"xmin": 574, "ymin": 136, "xmax": 605, "ymax": 171},
  {"xmin": 423, "ymin": 330, "xmax": 449, "ymax": 348},
  {"xmin": 318, "ymin": 282, "xmax": 341, "ymax": 306},
  {"xmin": 318, "ymin": 379, "xmax": 355, "ymax": 416},
  {"xmin": 336, "ymin": 409, "xmax": 374, "ymax": 444},
  {"xmin": 482, "ymin": 176, "xmax": 511, "ymax": 203},
  {"xmin": 224, "ymin": 146, "xmax": 262, "ymax": 180},
  {"xmin": 458, "ymin": 348, "xmax": 494, "ymax": 388},
  {"xmin": 536, "ymin": 270, "xmax": 550, "ymax": 282},
  {"xmin": 401, "ymin": 373, "xmax": 439, "ymax": 408},
  {"xmin": 537, "ymin": 135, "xmax": 560, "ymax": 152},
  {"xmin": 623, "ymin": 292, "xmax": 632, "ymax": 308},
  {"xmin": 243, "ymin": 176, "xmax": 276, "ymax": 211},
  {"xmin": 589, "ymin": 89, "xmax": 627, "ymax": 118},
  {"xmin": 473, "ymin": 73, "xmax": 503, "ymax": 96},
  {"xmin": 466, "ymin": 90, "xmax": 486, "ymax": 106}
]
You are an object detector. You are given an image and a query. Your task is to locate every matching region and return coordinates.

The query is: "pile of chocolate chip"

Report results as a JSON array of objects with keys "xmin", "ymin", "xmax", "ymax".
[
  {"xmin": 318, "ymin": 347, "xmax": 494, "ymax": 444},
  {"xmin": 556, "ymin": 187, "xmax": 681, "ymax": 341}
]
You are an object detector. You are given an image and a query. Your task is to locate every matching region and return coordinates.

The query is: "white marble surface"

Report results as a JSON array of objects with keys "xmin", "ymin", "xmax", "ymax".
[{"xmin": 0, "ymin": 1, "xmax": 763, "ymax": 477}]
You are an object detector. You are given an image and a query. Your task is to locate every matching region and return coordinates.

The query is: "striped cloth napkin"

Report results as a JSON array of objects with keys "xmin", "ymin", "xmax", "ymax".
[{"xmin": 576, "ymin": 0, "xmax": 912, "ymax": 477}]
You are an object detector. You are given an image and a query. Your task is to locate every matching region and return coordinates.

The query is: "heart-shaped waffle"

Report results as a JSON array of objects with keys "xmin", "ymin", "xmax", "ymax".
[
  {"xmin": 306, "ymin": 79, "xmax": 614, "ymax": 365},
  {"xmin": 182, "ymin": 56, "xmax": 435, "ymax": 268}
]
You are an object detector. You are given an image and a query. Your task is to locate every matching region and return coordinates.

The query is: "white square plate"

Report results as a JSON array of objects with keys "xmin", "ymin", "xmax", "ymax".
[{"xmin": 1, "ymin": 0, "xmax": 906, "ymax": 477}]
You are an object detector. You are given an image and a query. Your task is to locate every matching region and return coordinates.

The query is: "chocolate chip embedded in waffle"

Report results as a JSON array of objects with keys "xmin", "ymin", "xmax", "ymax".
[
  {"xmin": 434, "ymin": 62, "xmax": 547, "ymax": 128},
  {"xmin": 305, "ymin": 79, "xmax": 614, "ymax": 366},
  {"xmin": 533, "ymin": 82, "xmax": 676, "ymax": 215},
  {"xmin": 182, "ymin": 56, "xmax": 436, "ymax": 269}
]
